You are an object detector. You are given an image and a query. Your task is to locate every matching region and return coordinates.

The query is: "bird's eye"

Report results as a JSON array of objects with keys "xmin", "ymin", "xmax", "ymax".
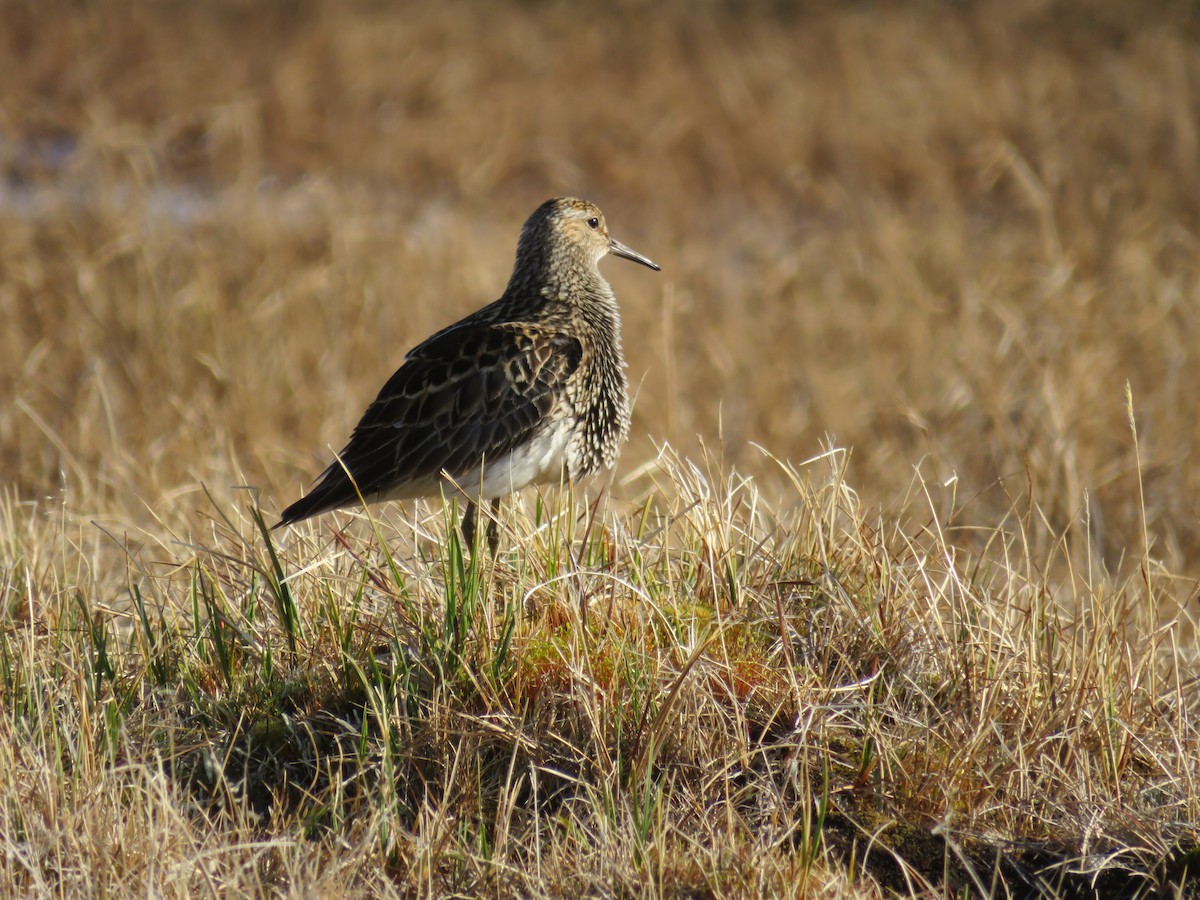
[{"xmin": 586, "ymin": 217, "xmax": 600, "ymax": 230}]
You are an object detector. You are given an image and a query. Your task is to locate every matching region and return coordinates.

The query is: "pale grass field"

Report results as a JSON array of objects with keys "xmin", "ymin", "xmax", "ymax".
[{"xmin": 2, "ymin": 1, "xmax": 1199, "ymax": 896}]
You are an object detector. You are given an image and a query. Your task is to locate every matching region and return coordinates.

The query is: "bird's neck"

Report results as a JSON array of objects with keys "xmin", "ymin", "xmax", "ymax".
[{"xmin": 504, "ymin": 257, "xmax": 615, "ymax": 318}]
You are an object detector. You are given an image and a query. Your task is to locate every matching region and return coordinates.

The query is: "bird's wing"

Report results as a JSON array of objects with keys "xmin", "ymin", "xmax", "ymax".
[{"xmin": 277, "ymin": 323, "xmax": 583, "ymax": 524}]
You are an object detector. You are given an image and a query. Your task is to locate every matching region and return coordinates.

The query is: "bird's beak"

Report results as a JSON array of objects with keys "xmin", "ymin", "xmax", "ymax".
[{"xmin": 609, "ymin": 238, "xmax": 661, "ymax": 271}]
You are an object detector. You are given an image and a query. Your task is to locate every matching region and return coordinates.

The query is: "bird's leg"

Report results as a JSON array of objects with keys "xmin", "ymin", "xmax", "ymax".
[
  {"xmin": 486, "ymin": 498, "xmax": 501, "ymax": 555},
  {"xmin": 460, "ymin": 499, "xmax": 501, "ymax": 554},
  {"xmin": 461, "ymin": 500, "xmax": 479, "ymax": 551}
]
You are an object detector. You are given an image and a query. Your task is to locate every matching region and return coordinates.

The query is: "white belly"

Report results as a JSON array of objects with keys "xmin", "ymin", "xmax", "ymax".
[{"xmin": 461, "ymin": 424, "xmax": 572, "ymax": 499}]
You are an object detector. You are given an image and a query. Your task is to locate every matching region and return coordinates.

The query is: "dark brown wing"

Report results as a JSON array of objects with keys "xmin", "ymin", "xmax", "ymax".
[{"xmin": 276, "ymin": 323, "xmax": 582, "ymax": 525}]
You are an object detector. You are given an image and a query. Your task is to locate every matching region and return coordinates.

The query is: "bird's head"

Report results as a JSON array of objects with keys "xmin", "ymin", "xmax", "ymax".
[{"xmin": 524, "ymin": 198, "xmax": 660, "ymax": 276}]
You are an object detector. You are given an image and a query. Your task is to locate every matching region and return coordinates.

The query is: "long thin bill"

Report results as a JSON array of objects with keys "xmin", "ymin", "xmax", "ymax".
[{"xmin": 609, "ymin": 238, "xmax": 661, "ymax": 271}]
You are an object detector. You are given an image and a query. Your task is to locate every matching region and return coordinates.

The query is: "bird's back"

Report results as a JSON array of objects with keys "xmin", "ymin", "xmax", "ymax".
[{"xmin": 276, "ymin": 318, "xmax": 584, "ymax": 525}]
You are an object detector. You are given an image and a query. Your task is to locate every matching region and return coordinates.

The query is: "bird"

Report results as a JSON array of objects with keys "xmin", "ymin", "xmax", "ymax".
[{"xmin": 275, "ymin": 197, "xmax": 660, "ymax": 552}]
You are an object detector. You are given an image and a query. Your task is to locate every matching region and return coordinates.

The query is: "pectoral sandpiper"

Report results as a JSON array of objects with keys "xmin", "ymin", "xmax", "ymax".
[{"xmin": 276, "ymin": 197, "xmax": 660, "ymax": 551}]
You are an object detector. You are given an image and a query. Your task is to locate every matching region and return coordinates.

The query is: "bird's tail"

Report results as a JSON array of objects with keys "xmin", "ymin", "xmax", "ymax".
[{"xmin": 273, "ymin": 467, "xmax": 346, "ymax": 530}]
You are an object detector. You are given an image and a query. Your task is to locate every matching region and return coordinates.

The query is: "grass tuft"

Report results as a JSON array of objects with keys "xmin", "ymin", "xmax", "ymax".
[{"xmin": 6, "ymin": 444, "xmax": 1196, "ymax": 895}]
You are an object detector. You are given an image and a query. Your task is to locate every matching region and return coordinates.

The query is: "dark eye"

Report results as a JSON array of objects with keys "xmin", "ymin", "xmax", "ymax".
[{"xmin": 586, "ymin": 217, "xmax": 600, "ymax": 230}]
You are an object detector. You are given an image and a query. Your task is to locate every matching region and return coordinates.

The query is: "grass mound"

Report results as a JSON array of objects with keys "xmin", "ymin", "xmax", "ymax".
[{"xmin": 3, "ymin": 447, "xmax": 1195, "ymax": 896}]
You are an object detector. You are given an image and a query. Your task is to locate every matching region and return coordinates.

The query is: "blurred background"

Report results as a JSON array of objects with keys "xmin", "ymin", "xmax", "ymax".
[{"xmin": 2, "ymin": 0, "xmax": 1199, "ymax": 578}]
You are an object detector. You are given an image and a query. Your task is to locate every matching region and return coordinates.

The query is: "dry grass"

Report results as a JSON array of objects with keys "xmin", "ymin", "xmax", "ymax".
[{"xmin": 2, "ymin": 0, "xmax": 1199, "ymax": 896}]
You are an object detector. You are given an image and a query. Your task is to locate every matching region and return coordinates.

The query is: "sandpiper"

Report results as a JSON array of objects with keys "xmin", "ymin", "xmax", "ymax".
[{"xmin": 276, "ymin": 197, "xmax": 660, "ymax": 551}]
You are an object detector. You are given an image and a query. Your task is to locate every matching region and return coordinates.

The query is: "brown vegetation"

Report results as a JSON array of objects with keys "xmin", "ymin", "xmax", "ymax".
[{"xmin": 1, "ymin": 1, "xmax": 1198, "ymax": 896}]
